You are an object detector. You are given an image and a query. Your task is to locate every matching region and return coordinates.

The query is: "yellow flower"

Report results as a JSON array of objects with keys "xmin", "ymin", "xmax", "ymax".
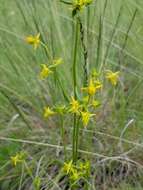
[
  {"xmin": 11, "ymin": 155, "xmax": 20, "ymax": 166},
  {"xmin": 106, "ymin": 70, "xmax": 120, "ymax": 86},
  {"xmin": 70, "ymin": 168, "xmax": 80, "ymax": 181},
  {"xmin": 79, "ymin": 160, "xmax": 90, "ymax": 176},
  {"xmin": 63, "ymin": 160, "xmax": 74, "ymax": 174},
  {"xmin": 82, "ymin": 79, "xmax": 102, "ymax": 96},
  {"xmin": 40, "ymin": 64, "xmax": 53, "ymax": 79},
  {"xmin": 79, "ymin": 160, "xmax": 90, "ymax": 171},
  {"xmin": 53, "ymin": 58, "xmax": 63, "ymax": 66},
  {"xmin": 81, "ymin": 111, "xmax": 95, "ymax": 127},
  {"xmin": 94, "ymin": 80, "xmax": 103, "ymax": 90},
  {"xmin": 43, "ymin": 107, "xmax": 55, "ymax": 118},
  {"xmin": 74, "ymin": 0, "xmax": 92, "ymax": 8},
  {"xmin": 69, "ymin": 96, "xmax": 80, "ymax": 114},
  {"xmin": 25, "ymin": 33, "xmax": 40, "ymax": 50},
  {"xmin": 72, "ymin": 0, "xmax": 92, "ymax": 15},
  {"xmin": 10, "ymin": 153, "xmax": 23, "ymax": 166}
]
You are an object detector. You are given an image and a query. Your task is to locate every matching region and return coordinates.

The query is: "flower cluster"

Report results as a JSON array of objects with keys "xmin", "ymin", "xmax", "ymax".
[
  {"xmin": 62, "ymin": 160, "xmax": 90, "ymax": 182},
  {"xmin": 41, "ymin": 66, "xmax": 120, "ymax": 127},
  {"xmin": 10, "ymin": 152, "xmax": 26, "ymax": 166},
  {"xmin": 42, "ymin": 74, "xmax": 102, "ymax": 127},
  {"xmin": 25, "ymin": 34, "xmax": 63, "ymax": 79},
  {"xmin": 72, "ymin": 0, "xmax": 93, "ymax": 16},
  {"xmin": 67, "ymin": 75, "xmax": 102, "ymax": 127}
]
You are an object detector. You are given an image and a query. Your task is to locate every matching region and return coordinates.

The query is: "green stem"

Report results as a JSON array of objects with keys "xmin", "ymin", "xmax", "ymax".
[
  {"xmin": 72, "ymin": 114, "xmax": 77, "ymax": 162},
  {"xmin": 73, "ymin": 19, "xmax": 79, "ymax": 98},
  {"xmin": 40, "ymin": 41, "xmax": 69, "ymax": 102},
  {"xmin": 60, "ymin": 116, "xmax": 67, "ymax": 160},
  {"xmin": 75, "ymin": 116, "xmax": 80, "ymax": 161},
  {"xmin": 72, "ymin": 18, "xmax": 79, "ymax": 163},
  {"xmin": 40, "ymin": 41, "xmax": 53, "ymax": 61}
]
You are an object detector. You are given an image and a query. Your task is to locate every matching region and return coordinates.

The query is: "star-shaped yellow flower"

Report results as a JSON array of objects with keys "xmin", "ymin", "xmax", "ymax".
[
  {"xmin": 81, "ymin": 111, "xmax": 95, "ymax": 127},
  {"xmin": 43, "ymin": 107, "xmax": 55, "ymax": 118},
  {"xmin": 40, "ymin": 64, "xmax": 53, "ymax": 79},
  {"xmin": 63, "ymin": 160, "xmax": 74, "ymax": 174},
  {"xmin": 11, "ymin": 155, "xmax": 20, "ymax": 166},
  {"xmin": 25, "ymin": 33, "xmax": 40, "ymax": 50},
  {"xmin": 53, "ymin": 58, "xmax": 63, "ymax": 66},
  {"xmin": 69, "ymin": 96, "xmax": 80, "ymax": 114},
  {"xmin": 106, "ymin": 70, "xmax": 120, "ymax": 86},
  {"xmin": 81, "ymin": 79, "xmax": 102, "ymax": 96},
  {"xmin": 70, "ymin": 168, "xmax": 80, "ymax": 181},
  {"xmin": 10, "ymin": 153, "xmax": 24, "ymax": 166},
  {"xmin": 79, "ymin": 160, "xmax": 90, "ymax": 170},
  {"xmin": 74, "ymin": 0, "xmax": 92, "ymax": 9},
  {"xmin": 72, "ymin": 0, "xmax": 93, "ymax": 16}
]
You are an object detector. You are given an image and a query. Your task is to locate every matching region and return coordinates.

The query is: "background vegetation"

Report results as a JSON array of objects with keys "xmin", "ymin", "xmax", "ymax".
[{"xmin": 0, "ymin": 0, "xmax": 143, "ymax": 189}]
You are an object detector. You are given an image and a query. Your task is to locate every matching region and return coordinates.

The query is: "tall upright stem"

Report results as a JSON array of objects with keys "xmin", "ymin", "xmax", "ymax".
[
  {"xmin": 73, "ymin": 19, "xmax": 79, "ymax": 99},
  {"xmin": 72, "ymin": 18, "xmax": 79, "ymax": 162}
]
